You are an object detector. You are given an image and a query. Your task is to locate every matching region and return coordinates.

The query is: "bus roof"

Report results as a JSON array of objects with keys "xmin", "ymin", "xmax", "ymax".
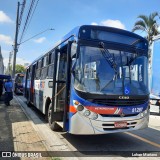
[
  {"xmin": 57, "ymin": 25, "xmax": 147, "ymax": 44},
  {"xmin": 29, "ymin": 25, "xmax": 147, "ymax": 67},
  {"xmin": 30, "ymin": 26, "xmax": 80, "ymax": 65},
  {"xmin": 54, "ymin": 25, "xmax": 147, "ymax": 47}
]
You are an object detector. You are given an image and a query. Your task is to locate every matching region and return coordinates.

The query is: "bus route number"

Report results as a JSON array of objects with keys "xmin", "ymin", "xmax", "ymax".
[{"xmin": 132, "ymin": 107, "xmax": 143, "ymax": 113}]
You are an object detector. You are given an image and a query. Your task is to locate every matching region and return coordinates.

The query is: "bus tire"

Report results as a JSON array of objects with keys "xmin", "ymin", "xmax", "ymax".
[
  {"xmin": 26, "ymin": 100, "xmax": 32, "ymax": 107},
  {"xmin": 44, "ymin": 98, "xmax": 51, "ymax": 122},
  {"xmin": 14, "ymin": 88, "xmax": 17, "ymax": 95},
  {"xmin": 48, "ymin": 103, "xmax": 60, "ymax": 131}
]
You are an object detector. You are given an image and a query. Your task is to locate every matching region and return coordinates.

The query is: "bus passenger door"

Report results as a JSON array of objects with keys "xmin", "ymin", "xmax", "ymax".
[
  {"xmin": 30, "ymin": 64, "xmax": 36, "ymax": 103},
  {"xmin": 24, "ymin": 69, "xmax": 29, "ymax": 98},
  {"xmin": 51, "ymin": 42, "xmax": 72, "ymax": 131},
  {"xmin": 26, "ymin": 67, "xmax": 31, "ymax": 104}
]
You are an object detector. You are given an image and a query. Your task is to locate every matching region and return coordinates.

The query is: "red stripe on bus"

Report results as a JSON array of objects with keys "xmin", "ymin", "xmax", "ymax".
[
  {"xmin": 69, "ymin": 106, "xmax": 77, "ymax": 113},
  {"xmin": 85, "ymin": 106, "xmax": 118, "ymax": 114}
]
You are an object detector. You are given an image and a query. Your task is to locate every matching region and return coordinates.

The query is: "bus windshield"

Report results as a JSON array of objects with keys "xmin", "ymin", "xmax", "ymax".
[
  {"xmin": 74, "ymin": 45, "xmax": 149, "ymax": 95},
  {"xmin": 16, "ymin": 75, "xmax": 24, "ymax": 84}
]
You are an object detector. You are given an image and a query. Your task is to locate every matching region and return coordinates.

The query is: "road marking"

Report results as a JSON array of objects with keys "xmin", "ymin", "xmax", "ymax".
[{"xmin": 125, "ymin": 132, "xmax": 160, "ymax": 148}]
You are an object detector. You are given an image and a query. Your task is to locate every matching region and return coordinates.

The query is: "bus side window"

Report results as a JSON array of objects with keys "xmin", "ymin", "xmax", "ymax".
[
  {"xmin": 47, "ymin": 51, "xmax": 54, "ymax": 78},
  {"xmin": 28, "ymin": 67, "xmax": 31, "ymax": 80},
  {"xmin": 58, "ymin": 53, "xmax": 67, "ymax": 81},
  {"xmin": 35, "ymin": 62, "xmax": 38, "ymax": 79},
  {"xmin": 44, "ymin": 56, "xmax": 48, "ymax": 66},
  {"xmin": 42, "ymin": 56, "xmax": 46, "ymax": 67},
  {"xmin": 48, "ymin": 52, "xmax": 52, "ymax": 65},
  {"xmin": 35, "ymin": 60, "xmax": 42, "ymax": 79},
  {"xmin": 36, "ymin": 62, "xmax": 38, "ymax": 69},
  {"xmin": 51, "ymin": 51, "xmax": 54, "ymax": 63},
  {"xmin": 38, "ymin": 60, "xmax": 42, "ymax": 69},
  {"xmin": 41, "ymin": 58, "xmax": 44, "ymax": 68},
  {"xmin": 41, "ymin": 56, "xmax": 48, "ymax": 79},
  {"xmin": 41, "ymin": 66, "xmax": 47, "ymax": 80},
  {"xmin": 36, "ymin": 69, "xmax": 40, "ymax": 80}
]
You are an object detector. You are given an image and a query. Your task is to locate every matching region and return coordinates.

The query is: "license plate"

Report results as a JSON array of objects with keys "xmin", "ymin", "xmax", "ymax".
[{"xmin": 114, "ymin": 121, "xmax": 127, "ymax": 128}]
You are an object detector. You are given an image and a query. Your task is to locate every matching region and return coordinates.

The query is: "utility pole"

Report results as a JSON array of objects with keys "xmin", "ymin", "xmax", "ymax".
[
  {"xmin": 12, "ymin": 1, "xmax": 20, "ymax": 79},
  {"xmin": 8, "ymin": 52, "xmax": 13, "ymax": 75}
]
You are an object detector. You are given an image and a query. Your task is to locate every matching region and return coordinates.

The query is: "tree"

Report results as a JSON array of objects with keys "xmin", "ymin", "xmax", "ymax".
[
  {"xmin": 132, "ymin": 12, "xmax": 160, "ymax": 45},
  {"xmin": 15, "ymin": 64, "xmax": 25, "ymax": 74},
  {"xmin": 5, "ymin": 65, "xmax": 12, "ymax": 75},
  {"xmin": 5, "ymin": 64, "xmax": 25, "ymax": 75}
]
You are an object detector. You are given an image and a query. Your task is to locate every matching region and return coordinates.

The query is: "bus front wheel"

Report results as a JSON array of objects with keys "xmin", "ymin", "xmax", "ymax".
[{"xmin": 48, "ymin": 103, "xmax": 60, "ymax": 131}]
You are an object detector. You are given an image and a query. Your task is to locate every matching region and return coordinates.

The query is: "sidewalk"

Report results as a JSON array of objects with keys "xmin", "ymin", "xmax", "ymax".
[{"xmin": 0, "ymin": 96, "xmax": 50, "ymax": 160}]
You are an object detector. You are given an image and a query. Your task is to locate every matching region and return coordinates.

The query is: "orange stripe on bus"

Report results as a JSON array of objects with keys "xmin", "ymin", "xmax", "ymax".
[{"xmin": 69, "ymin": 105, "xmax": 77, "ymax": 113}]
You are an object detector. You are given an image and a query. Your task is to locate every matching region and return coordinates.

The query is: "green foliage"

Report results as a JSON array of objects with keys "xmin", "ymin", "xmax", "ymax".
[
  {"xmin": 5, "ymin": 64, "xmax": 25, "ymax": 75},
  {"xmin": 132, "ymin": 12, "xmax": 160, "ymax": 45},
  {"xmin": 15, "ymin": 64, "xmax": 25, "ymax": 74}
]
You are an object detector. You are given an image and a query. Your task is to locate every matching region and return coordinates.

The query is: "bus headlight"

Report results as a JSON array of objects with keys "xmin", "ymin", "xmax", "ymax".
[
  {"xmin": 73, "ymin": 100, "xmax": 79, "ymax": 106},
  {"xmin": 84, "ymin": 110, "xmax": 91, "ymax": 116},
  {"xmin": 73, "ymin": 100, "xmax": 84, "ymax": 111},
  {"xmin": 140, "ymin": 109, "xmax": 148, "ymax": 118},
  {"xmin": 91, "ymin": 113, "xmax": 98, "ymax": 120},
  {"xmin": 73, "ymin": 100, "xmax": 99, "ymax": 119},
  {"xmin": 140, "ymin": 112, "xmax": 144, "ymax": 117},
  {"xmin": 77, "ymin": 105, "xmax": 84, "ymax": 111}
]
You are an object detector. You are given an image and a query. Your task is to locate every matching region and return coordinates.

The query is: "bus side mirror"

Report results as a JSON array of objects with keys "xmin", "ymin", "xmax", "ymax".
[{"xmin": 71, "ymin": 42, "xmax": 77, "ymax": 58}]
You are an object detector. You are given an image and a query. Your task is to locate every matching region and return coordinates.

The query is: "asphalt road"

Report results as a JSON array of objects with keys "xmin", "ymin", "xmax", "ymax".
[{"xmin": 16, "ymin": 95, "xmax": 160, "ymax": 159}]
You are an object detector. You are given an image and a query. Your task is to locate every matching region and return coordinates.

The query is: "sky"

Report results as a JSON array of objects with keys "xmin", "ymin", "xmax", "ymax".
[{"xmin": 0, "ymin": 0, "xmax": 160, "ymax": 68}]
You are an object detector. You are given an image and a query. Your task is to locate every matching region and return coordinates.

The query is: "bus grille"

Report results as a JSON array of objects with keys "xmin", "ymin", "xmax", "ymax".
[
  {"xmin": 103, "ymin": 127, "xmax": 134, "ymax": 131},
  {"xmin": 102, "ymin": 122, "xmax": 137, "ymax": 131},
  {"xmin": 92, "ymin": 99, "xmax": 148, "ymax": 106},
  {"xmin": 100, "ymin": 113, "xmax": 139, "ymax": 117}
]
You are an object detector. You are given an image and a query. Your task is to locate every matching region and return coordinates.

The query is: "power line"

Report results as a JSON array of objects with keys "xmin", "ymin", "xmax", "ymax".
[
  {"xmin": 19, "ymin": 28, "xmax": 54, "ymax": 45},
  {"xmin": 12, "ymin": 0, "xmax": 40, "ymax": 78},
  {"xmin": 19, "ymin": 0, "xmax": 36, "ymax": 43},
  {"xmin": 19, "ymin": 0, "xmax": 39, "ymax": 45},
  {"xmin": 18, "ymin": 0, "xmax": 26, "ymax": 31},
  {"xmin": 24, "ymin": 0, "xmax": 40, "ymax": 36}
]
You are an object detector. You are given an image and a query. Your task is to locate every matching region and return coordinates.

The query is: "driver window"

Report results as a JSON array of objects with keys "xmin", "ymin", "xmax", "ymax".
[{"xmin": 58, "ymin": 53, "xmax": 67, "ymax": 81}]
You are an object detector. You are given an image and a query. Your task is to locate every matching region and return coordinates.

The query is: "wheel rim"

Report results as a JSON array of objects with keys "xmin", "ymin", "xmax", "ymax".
[{"xmin": 48, "ymin": 106, "xmax": 52, "ymax": 124}]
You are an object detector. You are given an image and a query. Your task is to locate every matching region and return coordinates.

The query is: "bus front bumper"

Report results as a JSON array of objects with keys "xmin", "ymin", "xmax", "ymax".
[{"xmin": 69, "ymin": 112, "xmax": 149, "ymax": 135}]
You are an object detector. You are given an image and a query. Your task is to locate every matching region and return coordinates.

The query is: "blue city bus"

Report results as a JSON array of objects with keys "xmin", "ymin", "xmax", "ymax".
[
  {"xmin": 14, "ymin": 73, "xmax": 24, "ymax": 94},
  {"xmin": 24, "ymin": 25, "xmax": 149, "ymax": 134}
]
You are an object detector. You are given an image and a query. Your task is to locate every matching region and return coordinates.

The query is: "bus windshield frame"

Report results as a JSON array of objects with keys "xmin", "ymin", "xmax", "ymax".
[{"xmin": 73, "ymin": 40, "xmax": 149, "ymax": 98}]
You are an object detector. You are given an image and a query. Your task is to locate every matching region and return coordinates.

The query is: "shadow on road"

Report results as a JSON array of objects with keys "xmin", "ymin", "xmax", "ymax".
[
  {"xmin": 0, "ymin": 95, "xmax": 26, "ymax": 159},
  {"xmin": 150, "ymin": 112, "xmax": 160, "ymax": 116},
  {"xmin": 17, "ymin": 96, "xmax": 160, "ymax": 157},
  {"xmin": 60, "ymin": 124, "xmax": 160, "ymax": 157}
]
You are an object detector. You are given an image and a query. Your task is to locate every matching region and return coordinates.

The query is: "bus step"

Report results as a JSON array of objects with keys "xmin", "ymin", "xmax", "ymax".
[{"xmin": 56, "ymin": 121, "xmax": 63, "ymax": 128}]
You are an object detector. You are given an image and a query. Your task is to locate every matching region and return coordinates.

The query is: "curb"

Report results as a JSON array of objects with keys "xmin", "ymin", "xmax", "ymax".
[
  {"xmin": 14, "ymin": 96, "xmax": 79, "ymax": 160},
  {"xmin": 150, "ymin": 114, "xmax": 160, "ymax": 120}
]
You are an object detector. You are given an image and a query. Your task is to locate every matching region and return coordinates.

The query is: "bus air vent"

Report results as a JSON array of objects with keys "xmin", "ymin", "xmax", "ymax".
[{"xmin": 92, "ymin": 99, "xmax": 148, "ymax": 106}]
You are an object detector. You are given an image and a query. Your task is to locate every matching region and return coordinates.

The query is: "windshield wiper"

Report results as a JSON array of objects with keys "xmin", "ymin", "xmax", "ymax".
[
  {"xmin": 98, "ymin": 42, "xmax": 118, "ymax": 91},
  {"xmin": 99, "ymin": 42, "xmax": 118, "ymax": 73}
]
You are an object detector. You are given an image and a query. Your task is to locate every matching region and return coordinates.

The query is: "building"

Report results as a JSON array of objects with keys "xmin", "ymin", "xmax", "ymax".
[{"xmin": 0, "ymin": 46, "xmax": 4, "ymax": 74}]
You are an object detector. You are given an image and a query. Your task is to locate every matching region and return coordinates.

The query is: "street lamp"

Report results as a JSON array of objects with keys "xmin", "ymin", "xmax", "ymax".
[
  {"xmin": 12, "ymin": 28, "xmax": 54, "ymax": 79},
  {"xmin": 19, "ymin": 28, "xmax": 54, "ymax": 45}
]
